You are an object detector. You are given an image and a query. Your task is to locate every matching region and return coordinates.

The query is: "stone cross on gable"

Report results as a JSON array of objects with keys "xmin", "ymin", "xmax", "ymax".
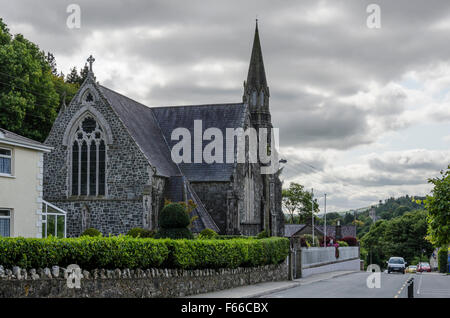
[{"xmin": 87, "ymin": 55, "xmax": 95, "ymax": 72}]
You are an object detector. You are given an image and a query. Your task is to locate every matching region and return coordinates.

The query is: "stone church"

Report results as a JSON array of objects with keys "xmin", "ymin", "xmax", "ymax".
[{"xmin": 43, "ymin": 22, "xmax": 284, "ymax": 237}]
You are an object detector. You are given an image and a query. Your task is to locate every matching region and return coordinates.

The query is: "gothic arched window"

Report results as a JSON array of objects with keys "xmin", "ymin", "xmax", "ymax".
[{"xmin": 71, "ymin": 116, "xmax": 106, "ymax": 196}]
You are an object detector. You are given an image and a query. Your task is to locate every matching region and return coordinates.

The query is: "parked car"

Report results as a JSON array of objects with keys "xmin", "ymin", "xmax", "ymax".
[
  {"xmin": 406, "ymin": 265, "xmax": 417, "ymax": 273},
  {"xmin": 387, "ymin": 257, "xmax": 407, "ymax": 274},
  {"xmin": 417, "ymin": 262, "xmax": 431, "ymax": 273}
]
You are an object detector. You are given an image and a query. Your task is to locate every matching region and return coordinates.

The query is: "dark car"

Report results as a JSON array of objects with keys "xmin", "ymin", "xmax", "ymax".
[
  {"xmin": 387, "ymin": 257, "xmax": 407, "ymax": 274},
  {"xmin": 417, "ymin": 262, "xmax": 431, "ymax": 273}
]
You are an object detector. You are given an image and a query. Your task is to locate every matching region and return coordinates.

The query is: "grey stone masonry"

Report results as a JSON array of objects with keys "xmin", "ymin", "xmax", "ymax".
[
  {"xmin": 44, "ymin": 75, "xmax": 158, "ymax": 236},
  {"xmin": 0, "ymin": 263, "xmax": 287, "ymax": 298}
]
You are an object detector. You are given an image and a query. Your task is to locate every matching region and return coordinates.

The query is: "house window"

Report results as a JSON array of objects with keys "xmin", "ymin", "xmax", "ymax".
[
  {"xmin": 70, "ymin": 116, "xmax": 106, "ymax": 196},
  {"xmin": 0, "ymin": 210, "xmax": 11, "ymax": 237},
  {"xmin": 0, "ymin": 148, "xmax": 12, "ymax": 175}
]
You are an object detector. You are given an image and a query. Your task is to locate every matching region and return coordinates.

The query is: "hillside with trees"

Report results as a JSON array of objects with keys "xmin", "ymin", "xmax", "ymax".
[{"xmin": 0, "ymin": 18, "xmax": 88, "ymax": 142}]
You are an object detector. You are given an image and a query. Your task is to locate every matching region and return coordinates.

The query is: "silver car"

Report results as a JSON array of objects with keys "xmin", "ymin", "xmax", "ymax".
[{"xmin": 387, "ymin": 257, "xmax": 407, "ymax": 274}]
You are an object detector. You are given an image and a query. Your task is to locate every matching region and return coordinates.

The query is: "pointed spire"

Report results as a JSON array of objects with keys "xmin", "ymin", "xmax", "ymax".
[{"xmin": 246, "ymin": 19, "xmax": 267, "ymax": 92}]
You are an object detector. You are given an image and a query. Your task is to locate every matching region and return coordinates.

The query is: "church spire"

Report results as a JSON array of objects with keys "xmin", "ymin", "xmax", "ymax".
[
  {"xmin": 243, "ymin": 20, "xmax": 270, "ymax": 111},
  {"xmin": 246, "ymin": 19, "xmax": 268, "ymax": 93}
]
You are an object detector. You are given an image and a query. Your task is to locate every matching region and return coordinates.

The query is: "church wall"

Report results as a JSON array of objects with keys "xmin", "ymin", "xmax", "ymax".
[
  {"xmin": 43, "ymin": 83, "xmax": 155, "ymax": 236},
  {"xmin": 189, "ymin": 181, "xmax": 230, "ymax": 234}
]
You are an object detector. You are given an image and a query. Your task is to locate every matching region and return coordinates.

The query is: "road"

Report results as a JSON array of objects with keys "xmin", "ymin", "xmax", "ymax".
[{"xmin": 261, "ymin": 272, "xmax": 450, "ymax": 298}]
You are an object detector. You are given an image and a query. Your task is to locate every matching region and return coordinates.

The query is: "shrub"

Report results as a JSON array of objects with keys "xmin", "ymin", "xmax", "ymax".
[
  {"xmin": 198, "ymin": 228, "xmax": 218, "ymax": 239},
  {"xmin": 438, "ymin": 247, "xmax": 448, "ymax": 273},
  {"xmin": 319, "ymin": 236, "xmax": 335, "ymax": 247},
  {"xmin": 341, "ymin": 236, "xmax": 358, "ymax": 246},
  {"xmin": 215, "ymin": 235, "xmax": 255, "ymax": 240},
  {"xmin": 159, "ymin": 203, "xmax": 191, "ymax": 229},
  {"xmin": 0, "ymin": 236, "xmax": 289, "ymax": 270},
  {"xmin": 256, "ymin": 229, "xmax": 270, "ymax": 239},
  {"xmin": 154, "ymin": 228, "xmax": 194, "ymax": 240},
  {"xmin": 0, "ymin": 236, "xmax": 169, "ymax": 270},
  {"xmin": 299, "ymin": 234, "xmax": 319, "ymax": 247},
  {"xmin": 81, "ymin": 228, "xmax": 101, "ymax": 237},
  {"xmin": 126, "ymin": 228, "xmax": 155, "ymax": 238},
  {"xmin": 337, "ymin": 240, "xmax": 349, "ymax": 247},
  {"xmin": 166, "ymin": 237, "xmax": 290, "ymax": 269}
]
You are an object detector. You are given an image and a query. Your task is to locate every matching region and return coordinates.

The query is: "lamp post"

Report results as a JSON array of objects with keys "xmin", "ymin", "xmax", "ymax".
[
  {"xmin": 324, "ymin": 193, "xmax": 327, "ymax": 247},
  {"xmin": 311, "ymin": 188, "xmax": 314, "ymax": 246}
]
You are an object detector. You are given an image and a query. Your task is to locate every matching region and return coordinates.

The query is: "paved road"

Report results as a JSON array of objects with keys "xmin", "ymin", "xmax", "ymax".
[{"xmin": 262, "ymin": 272, "xmax": 450, "ymax": 298}]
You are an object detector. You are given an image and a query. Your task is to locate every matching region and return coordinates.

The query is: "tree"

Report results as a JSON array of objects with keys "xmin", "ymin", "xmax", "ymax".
[
  {"xmin": 282, "ymin": 182, "xmax": 319, "ymax": 224},
  {"xmin": 361, "ymin": 210, "xmax": 434, "ymax": 267},
  {"xmin": 425, "ymin": 165, "xmax": 450, "ymax": 247},
  {"xmin": 0, "ymin": 18, "xmax": 59, "ymax": 142},
  {"xmin": 66, "ymin": 67, "xmax": 81, "ymax": 85}
]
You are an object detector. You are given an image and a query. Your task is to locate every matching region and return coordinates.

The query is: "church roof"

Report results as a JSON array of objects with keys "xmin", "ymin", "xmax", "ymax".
[
  {"xmin": 98, "ymin": 85, "xmax": 242, "ymax": 233},
  {"xmin": 152, "ymin": 103, "xmax": 247, "ymax": 182},
  {"xmin": 99, "ymin": 85, "xmax": 181, "ymax": 178}
]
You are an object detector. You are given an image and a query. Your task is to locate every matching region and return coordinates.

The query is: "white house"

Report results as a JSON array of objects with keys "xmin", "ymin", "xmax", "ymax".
[{"xmin": 0, "ymin": 128, "xmax": 65, "ymax": 238}]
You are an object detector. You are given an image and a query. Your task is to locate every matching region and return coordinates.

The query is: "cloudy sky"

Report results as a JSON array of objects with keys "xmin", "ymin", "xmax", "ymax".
[{"xmin": 1, "ymin": 0, "xmax": 449, "ymax": 212}]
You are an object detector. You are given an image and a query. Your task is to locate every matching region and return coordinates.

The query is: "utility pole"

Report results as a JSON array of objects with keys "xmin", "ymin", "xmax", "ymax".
[
  {"xmin": 311, "ymin": 188, "xmax": 314, "ymax": 246},
  {"xmin": 324, "ymin": 193, "xmax": 327, "ymax": 247}
]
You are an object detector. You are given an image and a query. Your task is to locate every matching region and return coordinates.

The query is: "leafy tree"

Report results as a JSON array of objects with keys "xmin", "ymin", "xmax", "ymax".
[
  {"xmin": 361, "ymin": 210, "xmax": 433, "ymax": 267},
  {"xmin": 0, "ymin": 18, "xmax": 59, "ymax": 142},
  {"xmin": 282, "ymin": 183, "xmax": 319, "ymax": 224},
  {"xmin": 425, "ymin": 165, "xmax": 450, "ymax": 247}
]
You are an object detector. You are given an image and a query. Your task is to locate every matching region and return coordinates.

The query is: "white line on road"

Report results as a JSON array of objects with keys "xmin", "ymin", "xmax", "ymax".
[{"xmin": 417, "ymin": 273, "xmax": 424, "ymax": 295}]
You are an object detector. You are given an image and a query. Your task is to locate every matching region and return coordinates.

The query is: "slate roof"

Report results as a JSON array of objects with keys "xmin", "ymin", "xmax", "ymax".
[
  {"xmin": 284, "ymin": 224, "xmax": 356, "ymax": 238},
  {"xmin": 316, "ymin": 225, "xmax": 356, "ymax": 238},
  {"xmin": 152, "ymin": 103, "xmax": 247, "ymax": 182},
  {"xmin": 284, "ymin": 224, "xmax": 307, "ymax": 237},
  {"xmin": 0, "ymin": 127, "xmax": 52, "ymax": 152},
  {"xmin": 98, "ymin": 85, "xmax": 234, "ymax": 232},
  {"xmin": 99, "ymin": 86, "xmax": 180, "ymax": 178}
]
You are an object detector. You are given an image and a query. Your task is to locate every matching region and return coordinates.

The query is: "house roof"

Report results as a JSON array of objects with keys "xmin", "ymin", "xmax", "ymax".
[
  {"xmin": 0, "ymin": 128, "xmax": 53, "ymax": 152},
  {"xmin": 316, "ymin": 225, "xmax": 357, "ymax": 238},
  {"xmin": 284, "ymin": 224, "xmax": 307, "ymax": 237}
]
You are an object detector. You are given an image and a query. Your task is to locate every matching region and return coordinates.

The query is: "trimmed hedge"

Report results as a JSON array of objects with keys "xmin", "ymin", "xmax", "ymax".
[
  {"xmin": 0, "ymin": 236, "xmax": 169, "ymax": 270},
  {"xmin": 0, "ymin": 236, "xmax": 289, "ymax": 270},
  {"xmin": 126, "ymin": 228, "xmax": 155, "ymax": 238},
  {"xmin": 438, "ymin": 247, "xmax": 448, "ymax": 273},
  {"xmin": 166, "ymin": 237, "xmax": 289, "ymax": 269}
]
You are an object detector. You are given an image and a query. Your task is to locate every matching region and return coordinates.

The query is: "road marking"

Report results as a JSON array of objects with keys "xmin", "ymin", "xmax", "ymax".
[
  {"xmin": 417, "ymin": 273, "xmax": 424, "ymax": 295},
  {"xmin": 395, "ymin": 275, "xmax": 412, "ymax": 298}
]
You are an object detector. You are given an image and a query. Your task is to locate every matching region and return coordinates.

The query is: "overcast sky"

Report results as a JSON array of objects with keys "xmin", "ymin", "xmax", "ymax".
[{"xmin": 1, "ymin": 0, "xmax": 449, "ymax": 212}]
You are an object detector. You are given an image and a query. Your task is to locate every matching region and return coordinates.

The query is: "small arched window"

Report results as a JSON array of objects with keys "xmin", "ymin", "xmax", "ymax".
[{"xmin": 71, "ymin": 116, "xmax": 106, "ymax": 196}]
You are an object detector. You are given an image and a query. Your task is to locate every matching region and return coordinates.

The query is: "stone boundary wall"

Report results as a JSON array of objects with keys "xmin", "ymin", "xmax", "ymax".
[{"xmin": 0, "ymin": 263, "xmax": 287, "ymax": 298}]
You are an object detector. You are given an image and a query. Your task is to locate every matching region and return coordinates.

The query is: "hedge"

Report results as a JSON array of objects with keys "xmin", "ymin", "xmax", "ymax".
[
  {"xmin": 0, "ymin": 236, "xmax": 289, "ymax": 270},
  {"xmin": 166, "ymin": 237, "xmax": 289, "ymax": 269},
  {"xmin": 438, "ymin": 247, "xmax": 448, "ymax": 273}
]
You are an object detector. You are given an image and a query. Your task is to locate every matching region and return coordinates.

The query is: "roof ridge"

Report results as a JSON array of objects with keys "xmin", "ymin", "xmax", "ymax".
[{"xmin": 151, "ymin": 102, "xmax": 244, "ymax": 109}]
